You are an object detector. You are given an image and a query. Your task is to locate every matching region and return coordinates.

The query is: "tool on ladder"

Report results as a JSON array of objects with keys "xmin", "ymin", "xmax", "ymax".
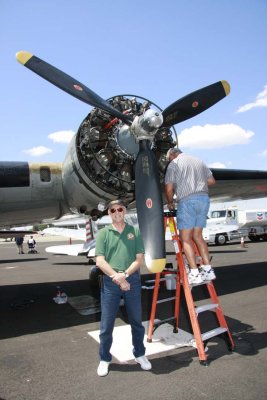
[{"xmin": 147, "ymin": 211, "xmax": 234, "ymax": 365}]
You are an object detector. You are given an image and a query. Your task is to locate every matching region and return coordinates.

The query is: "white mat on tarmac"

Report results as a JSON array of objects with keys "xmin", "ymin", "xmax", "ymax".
[{"xmin": 88, "ymin": 321, "xmax": 194, "ymax": 362}]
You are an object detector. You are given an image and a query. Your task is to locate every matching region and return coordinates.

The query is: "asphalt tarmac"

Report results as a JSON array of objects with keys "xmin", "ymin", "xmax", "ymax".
[{"xmin": 0, "ymin": 236, "xmax": 266, "ymax": 400}]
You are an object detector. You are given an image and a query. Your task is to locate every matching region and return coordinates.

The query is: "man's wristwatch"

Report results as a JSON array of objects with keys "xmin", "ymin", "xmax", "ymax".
[{"xmin": 124, "ymin": 272, "xmax": 129, "ymax": 278}]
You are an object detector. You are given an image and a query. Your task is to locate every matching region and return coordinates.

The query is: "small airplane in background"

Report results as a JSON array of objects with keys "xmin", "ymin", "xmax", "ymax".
[
  {"xmin": 44, "ymin": 216, "xmax": 96, "ymax": 260},
  {"xmin": 0, "ymin": 51, "xmax": 267, "ymax": 271},
  {"xmin": 44, "ymin": 214, "xmax": 139, "ymax": 262}
]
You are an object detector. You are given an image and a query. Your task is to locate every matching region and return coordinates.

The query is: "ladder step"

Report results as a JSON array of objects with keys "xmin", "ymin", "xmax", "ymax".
[
  {"xmin": 145, "ymin": 274, "xmax": 177, "ymax": 284},
  {"xmin": 156, "ymin": 296, "xmax": 176, "ymax": 304},
  {"xmin": 145, "ymin": 278, "xmax": 167, "ymax": 283},
  {"xmin": 187, "ymin": 281, "xmax": 207, "ymax": 288},
  {"xmin": 195, "ymin": 303, "xmax": 218, "ymax": 315},
  {"xmin": 154, "ymin": 316, "xmax": 175, "ymax": 325},
  {"xmin": 201, "ymin": 327, "xmax": 228, "ymax": 342}
]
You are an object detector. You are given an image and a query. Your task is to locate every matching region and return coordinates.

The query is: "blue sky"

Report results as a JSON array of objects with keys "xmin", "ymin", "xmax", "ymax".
[{"xmin": 1, "ymin": 0, "xmax": 266, "ymax": 209}]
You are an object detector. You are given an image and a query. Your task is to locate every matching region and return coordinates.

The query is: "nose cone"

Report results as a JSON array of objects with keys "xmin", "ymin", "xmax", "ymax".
[{"xmin": 143, "ymin": 109, "xmax": 163, "ymax": 129}]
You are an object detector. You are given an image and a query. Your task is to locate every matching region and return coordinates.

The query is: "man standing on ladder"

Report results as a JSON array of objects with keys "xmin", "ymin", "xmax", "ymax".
[{"xmin": 165, "ymin": 147, "xmax": 216, "ymax": 284}]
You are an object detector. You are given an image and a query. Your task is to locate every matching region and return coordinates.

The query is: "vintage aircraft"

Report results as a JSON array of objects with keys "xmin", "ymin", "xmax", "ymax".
[{"xmin": 0, "ymin": 50, "xmax": 267, "ymax": 272}]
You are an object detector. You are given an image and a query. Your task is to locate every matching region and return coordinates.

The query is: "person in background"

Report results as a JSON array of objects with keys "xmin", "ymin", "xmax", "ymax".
[
  {"xmin": 95, "ymin": 199, "xmax": 151, "ymax": 377},
  {"xmin": 165, "ymin": 147, "xmax": 216, "ymax": 284},
  {"xmin": 27, "ymin": 236, "xmax": 37, "ymax": 253},
  {"xmin": 27, "ymin": 235, "xmax": 36, "ymax": 247},
  {"xmin": 15, "ymin": 236, "xmax": 24, "ymax": 254}
]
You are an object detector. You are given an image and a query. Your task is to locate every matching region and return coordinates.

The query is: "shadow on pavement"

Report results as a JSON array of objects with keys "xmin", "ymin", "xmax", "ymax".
[
  {"xmin": 0, "ymin": 257, "xmax": 48, "ymax": 264},
  {"xmin": 0, "ymin": 260, "xmax": 266, "ymax": 359}
]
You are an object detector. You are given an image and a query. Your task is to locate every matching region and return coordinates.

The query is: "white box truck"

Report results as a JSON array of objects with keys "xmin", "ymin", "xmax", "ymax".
[{"xmin": 209, "ymin": 207, "xmax": 267, "ymax": 242}]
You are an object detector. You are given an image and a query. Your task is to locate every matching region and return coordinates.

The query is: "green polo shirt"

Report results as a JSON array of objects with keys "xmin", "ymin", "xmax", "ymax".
[{"xmin": 95, "ymin": 223, "xmax": 145, "ymax": 271}]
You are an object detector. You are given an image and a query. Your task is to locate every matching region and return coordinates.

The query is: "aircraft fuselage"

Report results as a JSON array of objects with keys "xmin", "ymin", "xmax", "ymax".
[{"xmin": 0, "ymin": 162, "xmax": 66, "ymax": 226}]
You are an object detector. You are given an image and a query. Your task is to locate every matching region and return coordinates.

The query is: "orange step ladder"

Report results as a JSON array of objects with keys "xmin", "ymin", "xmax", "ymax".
[{"xmin": 147, "ymin": 212, "xmax": 235, "ymax": 365}]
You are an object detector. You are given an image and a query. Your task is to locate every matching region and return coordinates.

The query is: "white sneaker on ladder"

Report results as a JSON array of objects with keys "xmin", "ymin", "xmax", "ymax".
[{"xmin": 187, "ymin": 269, "xmax": 204, "ymax": 284}]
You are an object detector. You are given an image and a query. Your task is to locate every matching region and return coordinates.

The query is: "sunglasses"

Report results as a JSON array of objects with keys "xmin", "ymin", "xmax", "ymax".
[{"xmin": 110, "ymin": 207, "xmax": 124, "ymax": 214}]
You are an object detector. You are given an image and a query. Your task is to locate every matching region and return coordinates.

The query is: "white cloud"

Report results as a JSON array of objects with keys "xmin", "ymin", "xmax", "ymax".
[
  {"xmin": 178, "ymin": 123, "xmax": 254, "ymax": 149},
  {"xmin": 23, "ymin": 146, "xmax": 53, "ymax": 157},
  {"xmin": 237, "ymin": 85, "xmax": 267, "ymax": 113},
  {"xmin": 48, "ymin": 130, "xmax": 75, "ymax": 143},
  {"xmin": 208, "ymin": 162, "xmax": 226, "ymax": 168},
  {"xmin": 259, "ymin": 149, "xmax": 267, "ymax": 157}
]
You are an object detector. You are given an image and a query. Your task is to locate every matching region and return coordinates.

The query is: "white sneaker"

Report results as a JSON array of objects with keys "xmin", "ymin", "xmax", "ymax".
[
  {"xmin": 200, "ymin": 265, "xmax": 216, "ymax": 281},
  {"xmin": 187, "ymin": 270, "xmax": 204, "ymax": 285},
  {"xmin": 135, "ymin": 355, "xmax": 152, "ymax": 370},
  {"xmin": 97, "ymin": 361, "xmax": 110, "ymax": 377}
]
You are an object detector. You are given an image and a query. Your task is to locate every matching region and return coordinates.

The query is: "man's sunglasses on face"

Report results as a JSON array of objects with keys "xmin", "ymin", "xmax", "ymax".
[{"xmin": 110, "ymin": 207, "xmax": 124, "ymax": 214}]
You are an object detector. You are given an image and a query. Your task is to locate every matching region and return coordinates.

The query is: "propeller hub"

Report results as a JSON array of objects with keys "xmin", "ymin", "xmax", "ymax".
[{"xmin": 131, "ymin": 109, "xmax": 163, "ymax": 141}]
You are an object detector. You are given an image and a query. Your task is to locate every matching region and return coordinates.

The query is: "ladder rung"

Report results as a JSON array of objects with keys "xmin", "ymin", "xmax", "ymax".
[
  {"xmin": 156, "ymin": 296, "xmax": 176, "ymax": 304},
  {"xmin": 187, "ymin": 281, "xmax": 207, "ymax": 287},
  {"xmin": 201, "ymin": 327, "xmax": 228, "ymax": 342},
  {"xmin": 154, "ymin": 316, "xmax": 175, "ymax": 325},
  {"xmin": 142, "ymin": 286, "xmax": 155, "ymax": 290},
  {"xmin": 195, "ymin": 303, "xmax": 218, "ymax": 315},
  {"xmin": 145, "ymin": 274, "xmax": 177, "ymax": 284}
]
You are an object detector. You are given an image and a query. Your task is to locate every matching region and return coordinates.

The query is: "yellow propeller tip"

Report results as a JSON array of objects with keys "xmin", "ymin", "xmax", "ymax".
[
  {"xmin": 221, "ymin": 80, "xmax": 231, "ymax": 96},
  {"xmin": 16, "ymin": 51, "xmax": 33, "ymax": 65},
  {"xmin": 146, "ymin": 258, "xmax": 166, "ymax": 273}
]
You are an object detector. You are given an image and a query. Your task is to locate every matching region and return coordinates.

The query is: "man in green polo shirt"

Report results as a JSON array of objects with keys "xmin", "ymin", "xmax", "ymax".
[{"xmin": 95, "ymin": 199, "xmax": 152, "ymax": 377}]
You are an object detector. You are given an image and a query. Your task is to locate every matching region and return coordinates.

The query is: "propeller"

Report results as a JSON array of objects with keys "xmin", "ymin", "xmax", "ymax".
[
  {"xmin": 16, "ymin": 51, "xmax": 230, "ymax": 273},
  {"xmin": 16, "ymin": 51, "xmax": 132, "ymax": 125},
  {"xmin": 135, "ymin": 140, "xmax": 166, "ymax": 272},
  {"xmin": 161, "ymin": 80, "xmax": 230, "ymax": 127}
]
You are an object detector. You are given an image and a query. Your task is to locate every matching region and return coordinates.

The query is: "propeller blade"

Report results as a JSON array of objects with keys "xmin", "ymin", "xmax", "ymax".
[
  {"xmin": 162, "ymin": 80, "xmax": 230, "ymax": 127},
  {"xmin": 135, "ymin": 140, "xmax": 166, "ymax": 273},
  {"xmin": 16, "ymin": 51, "xmax": 132, "ymax": 125}
]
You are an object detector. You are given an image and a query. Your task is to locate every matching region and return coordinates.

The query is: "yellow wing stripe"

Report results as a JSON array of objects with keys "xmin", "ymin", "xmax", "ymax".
[{"xmin": 16, "ymin": 51, "xmax": 33, "ymax": 65}]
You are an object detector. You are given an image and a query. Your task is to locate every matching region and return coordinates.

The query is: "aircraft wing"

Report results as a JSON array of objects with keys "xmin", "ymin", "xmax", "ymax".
[
  {"xmin": 46, "ymin": 239, "xmax": 96, "ymax": 257},
  {"xmin": 209, "ymin": 169, "xmax": 267, "ymax": 201}
]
